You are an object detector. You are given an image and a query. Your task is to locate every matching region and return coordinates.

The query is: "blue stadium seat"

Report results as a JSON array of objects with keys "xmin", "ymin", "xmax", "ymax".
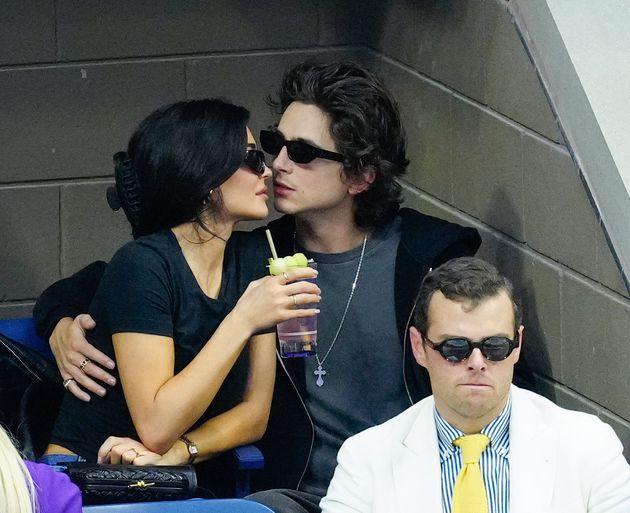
[
  {"xmin": 83, "ymin": 498, "xmax": 274, "ymax": 512},
  {"xmin": 0, "ymin": 316, "xmax": 52, "ymax": 357}
]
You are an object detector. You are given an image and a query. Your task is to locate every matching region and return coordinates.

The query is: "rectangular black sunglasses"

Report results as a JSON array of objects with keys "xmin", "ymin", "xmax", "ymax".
[
  {"xmin": 243, "ymin": 148, "xmax": 267, "ymax": 175},
  {"xmin": 423, "ymin": 334, "xmax": 519, "ymax": 362},
  {"xmin": 259, "ymin": 129, "xmax": 345, "ymax": 164}
]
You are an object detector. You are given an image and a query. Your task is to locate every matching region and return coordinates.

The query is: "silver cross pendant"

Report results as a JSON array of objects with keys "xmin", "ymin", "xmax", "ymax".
[{"xmin": 314, "ymin": 365, "xmax": 327, "ymax": 387}]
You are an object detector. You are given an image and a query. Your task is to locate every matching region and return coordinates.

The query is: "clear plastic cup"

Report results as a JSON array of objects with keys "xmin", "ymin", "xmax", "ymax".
[{"xmin": 277, "ymin": 262, "xmax": 317, "ymax": 358}]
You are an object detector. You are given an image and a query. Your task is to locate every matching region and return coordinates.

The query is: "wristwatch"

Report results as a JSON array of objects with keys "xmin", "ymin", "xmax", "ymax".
[{"xmin": 179, "ymin": 434, "xmax": 198, "ymax": 464}]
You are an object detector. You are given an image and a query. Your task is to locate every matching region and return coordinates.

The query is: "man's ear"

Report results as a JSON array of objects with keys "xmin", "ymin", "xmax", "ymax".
[
  {"xmin": 347, "ymin": 167, "xmax": 376, "ymax": 196},
  {"xmin": 410, "ymin": 326, "xmax": 428, "ymax": 369},
  {"xmin": 513, "ymin": 324, "xmax": 524, "ymax": 362}
]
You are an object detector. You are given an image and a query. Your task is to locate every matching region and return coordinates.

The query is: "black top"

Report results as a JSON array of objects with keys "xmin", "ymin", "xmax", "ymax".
[{"xmin": 50, "ymin": 229, "xmax": 266, "ymax": 460}]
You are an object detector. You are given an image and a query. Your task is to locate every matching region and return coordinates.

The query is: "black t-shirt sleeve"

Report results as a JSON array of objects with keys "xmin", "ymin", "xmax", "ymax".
[
  {"xmin": 99, "ymin": 242, "xmax": 173, "ymax": 338},
  {"xmin": 33, "ymin": 260, "xmax": 108, "ymax": 341}
]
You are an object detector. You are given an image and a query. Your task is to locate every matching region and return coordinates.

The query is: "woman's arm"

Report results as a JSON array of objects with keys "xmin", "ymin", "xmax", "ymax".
[
  {"xmin": 100, "ymin": 332, "xmax": 276, "ymax": 465},
  {"xmin": 113, "ymin": 268, "xmax": 318, "ymax": 455}
]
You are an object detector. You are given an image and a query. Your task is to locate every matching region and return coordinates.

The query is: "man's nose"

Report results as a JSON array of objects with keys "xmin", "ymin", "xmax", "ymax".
[
  {"xmin": 272, "ymin": 146, "xmax": 292, "ymax": 174},
  {"xmin": 466, "ymin": 347, "xmax": 487, "ymax": 370}
]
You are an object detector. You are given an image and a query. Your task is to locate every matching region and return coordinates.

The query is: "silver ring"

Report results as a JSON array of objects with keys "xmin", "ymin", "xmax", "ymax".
[
  {"xmin": 282, "ymin": 272, "xmax": 289, "ymax": 283},
  {"xmin": 292, "ymin": 295, "xmax": 298, "ymax": 307},
  {"xmin": 63, "ymin": 378, "xmax": 75, "ymax": 389},
  {"xmin": 79, "ymin": 357, "xmax": 91, "ymax": 371}
]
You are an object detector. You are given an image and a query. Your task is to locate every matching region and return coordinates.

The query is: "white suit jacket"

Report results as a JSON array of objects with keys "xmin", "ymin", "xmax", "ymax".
[{"xmin": 321, "ymin": 386, "xmax": 630, "ymax": 513}]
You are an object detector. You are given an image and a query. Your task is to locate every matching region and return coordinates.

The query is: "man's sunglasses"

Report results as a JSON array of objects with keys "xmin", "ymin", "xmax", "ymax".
[
  {"xmin": 423, "ymin": 334, "xmax": 519, "ymax": 363},
  {"xmin": 259, "ymin": 129, "xmax": 345, "ymax": 165},
  {"xmin": 243, "ymin": 148, "xmax": 267, "ymax": 176}
]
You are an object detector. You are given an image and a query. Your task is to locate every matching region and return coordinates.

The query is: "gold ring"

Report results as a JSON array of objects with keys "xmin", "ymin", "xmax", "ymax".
[
  {"xmin": 63, "ymin": 378, "xmax": 75, "ymax": 389},
  {"xmin": 131, "ymin": 448, "xmax": 139, "ymax": 458},
  {"xmin": 282, "ymin": 272, "xmax": 289, "ymax": 283},
  {"xmin": 292, "ymin": 295, "xmax": 297, "ymax": 306},
  {"xmin": 79, "ymin": 357, "xmax": 91, "ymax": 371}
]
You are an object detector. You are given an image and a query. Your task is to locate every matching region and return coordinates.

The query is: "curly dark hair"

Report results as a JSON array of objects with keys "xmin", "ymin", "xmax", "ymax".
[
  {"xmin": 412, "ymin": 257, "xmax": 522, "ymax": 334},
  {"xmin": 269, "ymin": 61, "xmax": 409, "ymax": 230}
]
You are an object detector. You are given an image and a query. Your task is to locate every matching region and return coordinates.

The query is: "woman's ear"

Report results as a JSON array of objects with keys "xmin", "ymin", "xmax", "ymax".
[{"xmin": 347, "ymin": 167, "xmax": 376, "ymax": 196}]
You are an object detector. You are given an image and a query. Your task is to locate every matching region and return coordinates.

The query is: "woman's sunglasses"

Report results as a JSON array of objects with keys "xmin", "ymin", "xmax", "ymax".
[
  {"xmin": 259, "ymin": 129, "xmax": 345, "ymax": 165},
  {"xmin": 423, "ymin": 334, "xmax": 519, "ymax": 363},
  {"xmin": 243, "ymin": 148, "xmax": 267, "ymax": 176}
]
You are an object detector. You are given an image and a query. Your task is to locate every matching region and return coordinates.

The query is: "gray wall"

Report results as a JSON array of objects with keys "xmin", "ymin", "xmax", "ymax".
[
  {"xmin": 0, "ymin": 0, "xmax": 370, "ymax": 317},
  {"xmin": 366, "ymin": 0, "xmax": 630, "ymax": 454},
  {"xmin": 1, "ymin": 1, "xmax": 628, "ymax": 453}
]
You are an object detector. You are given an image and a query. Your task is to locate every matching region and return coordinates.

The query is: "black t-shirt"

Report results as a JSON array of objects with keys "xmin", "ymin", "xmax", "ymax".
[{"xmin": 50, "ymin": 229, "xmax": 266, "ymax": 460}]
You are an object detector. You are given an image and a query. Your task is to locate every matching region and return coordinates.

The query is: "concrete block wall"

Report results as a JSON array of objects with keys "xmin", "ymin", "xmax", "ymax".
[
  {"xmin": 1, "ymin": 0, "xmax": 628, "ymax": 453},
  {"xmin": 368, "ymin": 0, "xmax": 630, "ymax": 454},
  {"xmin": 0, "ymin": 0, "xmax": 371, "ymax": 317}
]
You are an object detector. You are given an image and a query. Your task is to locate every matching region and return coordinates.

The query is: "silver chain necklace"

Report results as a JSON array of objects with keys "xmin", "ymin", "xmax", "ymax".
[{"xmin": 296, "ymin": 234, "xmax": 368, "ymax": 387}]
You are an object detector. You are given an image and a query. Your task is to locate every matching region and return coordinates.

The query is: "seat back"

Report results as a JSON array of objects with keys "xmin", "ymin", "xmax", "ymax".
[{"xmin": 83, "ymin": 498, "xmax": 275, "ymax": 512}]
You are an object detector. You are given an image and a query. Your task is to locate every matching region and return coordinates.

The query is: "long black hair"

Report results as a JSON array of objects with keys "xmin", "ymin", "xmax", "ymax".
[{"xmin": 112, "ymin": 99, "xmax": 250, "ymax": 238}]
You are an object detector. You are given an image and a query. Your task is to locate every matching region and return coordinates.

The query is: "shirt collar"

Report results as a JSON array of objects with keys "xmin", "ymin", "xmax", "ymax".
[{"xmin": 434, "ymin": 394, "xmax": 512, "ymax": 463}]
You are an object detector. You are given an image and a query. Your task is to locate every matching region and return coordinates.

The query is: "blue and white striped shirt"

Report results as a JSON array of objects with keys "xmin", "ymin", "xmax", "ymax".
[{"xmin": 435, "ymin": 397, "xmax": 512, "ymax": 513}]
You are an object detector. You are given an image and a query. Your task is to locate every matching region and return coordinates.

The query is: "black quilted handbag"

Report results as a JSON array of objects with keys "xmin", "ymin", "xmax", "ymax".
[{"xmin": 64, "ymin": 462, "xmax": 197, "ymax": 504}]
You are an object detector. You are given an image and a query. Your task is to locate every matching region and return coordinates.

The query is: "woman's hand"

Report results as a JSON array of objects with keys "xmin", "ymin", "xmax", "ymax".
[
  {"xmin": 51, "ymin": 314, "xmax": 116, "ymax": 402},
  {"xmin": 232, "ymin": 267, "xmax": 320, "ymax": 334},
  {"xmin": 97, "ymin": 436, "xmax": 164, "ymax": 466}
]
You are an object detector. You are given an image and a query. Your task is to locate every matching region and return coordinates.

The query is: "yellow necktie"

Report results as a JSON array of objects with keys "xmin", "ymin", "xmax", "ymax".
[{"xmin": 452, "ymin": 434, "xmax": 491, "ymax": 513}]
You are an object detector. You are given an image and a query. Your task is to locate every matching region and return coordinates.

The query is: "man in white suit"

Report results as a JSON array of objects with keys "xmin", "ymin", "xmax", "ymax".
[{"xmin": 321, "ymin": 257, "xmax": 630, "ymax": 513}]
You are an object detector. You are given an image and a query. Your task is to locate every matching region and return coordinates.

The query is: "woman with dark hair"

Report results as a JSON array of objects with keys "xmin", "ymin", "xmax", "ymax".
[{"xmin": 42, "ymin": 99, "xmax": 319, "ymax": 488}]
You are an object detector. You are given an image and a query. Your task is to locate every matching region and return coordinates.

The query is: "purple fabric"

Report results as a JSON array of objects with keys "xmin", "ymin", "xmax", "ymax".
[{"xmin": 24, "ymin": 461, "xmax": 82, "ymax": 513}]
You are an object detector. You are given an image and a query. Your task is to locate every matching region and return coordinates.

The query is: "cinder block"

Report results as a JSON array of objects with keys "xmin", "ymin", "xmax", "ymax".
[
  {"xmin": 483, "ymin": 0, "xmax": 561, "ymax": 142},
  {"xmin": 56, "ymin": 0, "xmax": 317, "ymax": 61},
  {"xmin": 523, "ymin": 134, "xmax": 601, "ymax": 278},
  {"xmin": 0, "ymin": 302, "xmax": 35, "ymax": 321},
  {"xmin": 0, "ymin": 0, "xmax": 55, "ymax": 65},
  {"xmin": 0, "ymin": 61, "xmax": 185, "ymax": 183},
  {"xmin": 562, "ymin": 271, "xmax": 630, "ymax": 419},
  {"xmin": 317, "ymin": 0, "xmax": 383, "ymax": 46},
  {"xmin": 377, "ymin": 0, "xmax": 486, "ymax": 102},
  {"xmin": 595, "ymin": 229, "xmax": 629, "ymax": 298},
  {"xmin": 0, "ymin": 186, "xmax": 59, "ymax": 299},
  {"xmin": 400, "ymin": 186, "xmax": 460, "ymax": 226},
  {"xmin": 378, "ymin": 60, "xmax": 453, "ymax": 204},
  {"xmin": 60, "ymin": 182, "xmax": 132, "ymax": 277},
  {"xmin": 550, "ymin": 382, "xmax": 599, "ymax": 416},
  {"xmin": 451, "ymin": 99, "xmax": 524, "ymax": 241},
  {"xmin": 188, "ymin": 49, "xmax": 371, "ymax": 139},
  {"xmin": 599, "ymin": 410, "xmax": 630, "ymax": 460}
]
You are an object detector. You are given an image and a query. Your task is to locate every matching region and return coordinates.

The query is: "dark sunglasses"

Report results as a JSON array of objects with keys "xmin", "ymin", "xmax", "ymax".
[
  {"xmin": 259, "ymin": 129, "xmax": 345, "ymax": 164},
  {"xmin": 423, "ymin": 334, "xmax": 519, "ymax": 363},
  {"xmin": 243, "ymin": 148, "xmax": 267, "ymax": 175}
]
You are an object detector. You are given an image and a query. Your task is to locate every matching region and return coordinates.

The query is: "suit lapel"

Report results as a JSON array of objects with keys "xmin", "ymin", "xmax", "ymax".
[
  {"xmin": 393, "ymin": 400, "xmax": 443, "ymax": 512},
  {"xmin": 509, "ymin": 387, "xmax": 558, "ymax": 513}
]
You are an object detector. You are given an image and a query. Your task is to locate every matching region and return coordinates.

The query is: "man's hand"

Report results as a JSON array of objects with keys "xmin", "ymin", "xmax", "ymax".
[{"xmin": 51, "ymin": 314, "xmax": 116, "ymax": 402}]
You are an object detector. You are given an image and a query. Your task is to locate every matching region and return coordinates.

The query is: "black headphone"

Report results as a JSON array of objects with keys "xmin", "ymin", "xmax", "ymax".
[{"xmin": 106, "ymin": 152, "xmax": 142, "ymax": 234}]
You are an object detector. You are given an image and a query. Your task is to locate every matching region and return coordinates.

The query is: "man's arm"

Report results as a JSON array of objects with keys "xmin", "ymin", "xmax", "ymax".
[
  {"xmin": 586, "ymin": 422, "xmax": 630, "ymax": 513},
  {"xmin": 320, "ymin": 436, "xmax": 374, "ymax": 513},
  {"xmin": 33, "ymin": 260, "xmax": 107, "ymax": 340},
  {"xmin": 33, "ymin": 261, "xmax": 116, "ymax": 402}
]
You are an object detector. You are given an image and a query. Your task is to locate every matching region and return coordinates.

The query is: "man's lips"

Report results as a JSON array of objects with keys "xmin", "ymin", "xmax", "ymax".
[{"xmin": 273, "ymin": 181, "xmax": 295, "ymax": 196}]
